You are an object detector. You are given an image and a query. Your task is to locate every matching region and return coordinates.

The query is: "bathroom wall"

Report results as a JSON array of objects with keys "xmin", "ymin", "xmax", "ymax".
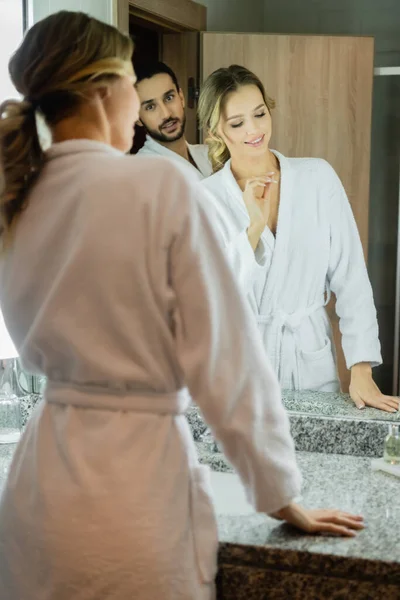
[
  {"xmin": 197, "ymin": 0, "xmax": 264, "ymax": 32},
  {"xmin": 0, "ymin": 0, "xmax": 24, "ymax": 101},
  {"xmin": 263, "ymin": 0, "xmax": 400, "ymax": 68},
  {"xmin": 27, "ymin": 0, "xmax": 114, "ymax": 25},
  {"xmin": 30, "ymin": 0, "xmax": 267, "ymax": 33}
]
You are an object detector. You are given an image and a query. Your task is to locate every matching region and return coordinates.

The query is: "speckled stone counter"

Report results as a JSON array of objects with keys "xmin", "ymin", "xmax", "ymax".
[
  {"xmin": 0, "ymin": 393, "xmax": 42, "ymax": 431},
  {"xmin": 1, "ymin": 441, "xmax": 399, "ymax": 599},
  {"xmin": 189, "ymin": 390, "xmax": 400, "ymax": 458},
  {"xmin": 286, "ymin": 390, "xmax": 400, "ymax": 457},
  {"xmin": 0, "ymin": 443, "xmax": 14, "ymax": 484},
  {"xmin": 4, "ymin": 391, "xmax": 398, "ymax": 459},
  {"xmin": 11, "ymin": 392, "xmax": 398, "ymax": 458},
  {"xmin": 200, "ymin": 445, "xmax": 400, "ymax": 599},
  {"xmin": 284, "ymin": 390, "xmax": 400, "ymax": 422}
]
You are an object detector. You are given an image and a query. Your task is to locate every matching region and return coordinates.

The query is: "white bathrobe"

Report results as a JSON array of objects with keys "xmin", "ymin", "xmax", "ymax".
[
  {"xmin": 138, "ymin": 135, "xmax": 212, "ymax": 180},
  {"xmin": 199, "ymin": 151, "xmax": 382, "ymax": 392},
  {"xmin": 0, "ymin": 140, "xmax": 301, "ymax": 600}
]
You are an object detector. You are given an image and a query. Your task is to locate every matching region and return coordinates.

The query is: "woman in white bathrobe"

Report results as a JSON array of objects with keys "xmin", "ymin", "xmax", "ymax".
[
  {"xmin": 198, "ymin": 65, "xmax": 399, "ymax": 414},
  {"xmin": 0, "ymin": 13, "xmax": 364, "ymax": 600}
]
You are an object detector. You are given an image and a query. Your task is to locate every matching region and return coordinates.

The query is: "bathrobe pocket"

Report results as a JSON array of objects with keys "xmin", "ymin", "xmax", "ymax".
[
  {"xmin": 190, "ymin": 465, "xmax": 219, "ymax": 583},
  {"xmin": 299, "ymin": 337, "xmax": 339, "ymax": 391}
]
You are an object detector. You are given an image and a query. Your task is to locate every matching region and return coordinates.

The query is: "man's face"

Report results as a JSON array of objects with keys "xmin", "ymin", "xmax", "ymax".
[{"xmin": 136, "ymin": 73, "xmax": 186, "ymax": 143}]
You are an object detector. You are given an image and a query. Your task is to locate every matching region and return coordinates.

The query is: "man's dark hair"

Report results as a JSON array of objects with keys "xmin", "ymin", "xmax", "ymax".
[{"xmin": 134, "ymin": 61, "xmax": 180, "ymax": 91}]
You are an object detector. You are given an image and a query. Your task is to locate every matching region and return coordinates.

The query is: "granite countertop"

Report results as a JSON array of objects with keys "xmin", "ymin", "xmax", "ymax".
[
  {"xmin": 16, "ymin": 390, "xmax": 400, "ymax": 431},
  {"xmin": 4, "ymin": 392, "xmax": 398, "ymax": 470},
  {"xmin": 204, "ymin": 449, "xmax": 400, "ymax": 598},
  {"xmin": 282, "ymin": 391, "xmax": 400, "ymax": 458},
  {"xmin": 188, "ymin": 392, "xmax": 400, "ymax": 459},
  {"xmin": 195, "ymin": 443, "xmax": 400, "ymax": 577},
  {"xmin": 0, "ymin": 444, "xmax": 15, "ymax": 483},
  {"xmin": 283, "ymin": 390, "xmax": 400, "ymax": 422}
]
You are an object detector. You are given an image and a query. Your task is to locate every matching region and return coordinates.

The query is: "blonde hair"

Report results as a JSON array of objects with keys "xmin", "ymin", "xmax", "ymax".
[
  {"xmin": 0, "ymin": 11, "xmax": 133, "ymax": 246},
  {"xmin": 198, "ymin": 65, "xmax": 275, "ymax": 173}
]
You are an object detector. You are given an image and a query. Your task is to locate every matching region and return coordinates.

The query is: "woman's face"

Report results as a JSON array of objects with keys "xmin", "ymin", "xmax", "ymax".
[
  {"xmin": 217, "ymin": 84, "xmax": 271, "ymax": 160},
  {"xmin": 103, "ymin": 71, "xmax": 140, "ymax": 152}
]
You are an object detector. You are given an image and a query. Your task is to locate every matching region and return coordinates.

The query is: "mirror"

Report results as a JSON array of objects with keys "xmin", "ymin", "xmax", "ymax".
[
  {"xmin": 129, "ymin": 18, "xmax": 399, "ymax": 422},
  {"xmin": 195, "ymin": 41, "xmax": 400, "ymax": 420}
]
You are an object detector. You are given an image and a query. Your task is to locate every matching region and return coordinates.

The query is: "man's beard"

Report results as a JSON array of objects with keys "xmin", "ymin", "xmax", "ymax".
[{"xmin": 145, "ymin": 115, "xmax": 186, "ymax": 144}]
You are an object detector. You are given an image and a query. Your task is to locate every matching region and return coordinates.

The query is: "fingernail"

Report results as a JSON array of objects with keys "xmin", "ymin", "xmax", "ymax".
[{"xmin": 357, "ymin": 405, "xmax": 365, "ymax": 410}]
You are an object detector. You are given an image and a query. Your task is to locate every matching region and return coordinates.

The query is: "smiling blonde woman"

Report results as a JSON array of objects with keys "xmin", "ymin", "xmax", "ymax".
[{"xmin": 198, "ymin": 64, "xmax": 399, "ymax": 413}]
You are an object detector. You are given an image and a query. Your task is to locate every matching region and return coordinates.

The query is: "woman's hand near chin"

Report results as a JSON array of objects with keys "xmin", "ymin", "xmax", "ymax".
[{"xmin": 241, "ymin": 174, "xmax": 276, "ymax": 250}]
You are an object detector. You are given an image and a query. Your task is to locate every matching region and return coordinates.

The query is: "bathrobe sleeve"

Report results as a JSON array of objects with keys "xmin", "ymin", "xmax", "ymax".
[
  {"xmin": 198, "ymin": 185, "xmax": 269, "ymax": 294},
  {"xmin": 169, "ymin": 184, "xmax": 302, "ymax": 515},
  {"xmin": 324, "ymin": 161, "xmax": 382, "ymax": 369}
]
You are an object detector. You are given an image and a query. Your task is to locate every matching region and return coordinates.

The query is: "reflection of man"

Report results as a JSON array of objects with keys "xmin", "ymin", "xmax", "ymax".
[{"xmin": 135, "ymin": 61, "xmax": 212, "ymax": 180}]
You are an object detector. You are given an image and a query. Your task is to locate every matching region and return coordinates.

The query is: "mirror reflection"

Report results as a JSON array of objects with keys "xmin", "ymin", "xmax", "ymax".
[{"xmin": 132, "ymin": 58, "xmax": 399, "ymax": 416}]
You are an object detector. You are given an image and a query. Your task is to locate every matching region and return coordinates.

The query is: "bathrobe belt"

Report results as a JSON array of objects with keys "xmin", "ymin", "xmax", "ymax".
[
  {"xmin": 44, "ymin": 379, "xmax": 191, "ymax": 415},
  {"xmin": 257, "ymin": 298, "xmax": 327, "ymax": 389}
]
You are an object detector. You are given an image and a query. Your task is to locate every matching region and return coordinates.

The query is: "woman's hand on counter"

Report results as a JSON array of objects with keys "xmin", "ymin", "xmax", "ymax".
[
  {"xmin": 271, "ymin": 503, "xmax": 365, "ymax": 537},
  {"xmin": 349, "ymin": 363, "xmax": 399, "ymax": 413}
]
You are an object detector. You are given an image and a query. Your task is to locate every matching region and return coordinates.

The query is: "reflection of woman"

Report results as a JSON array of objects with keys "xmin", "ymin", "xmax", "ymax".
[
  {"xmin": 198, "ymin": 65, "xmax": 399, "ymax": 413},
  {"xmin": 0, "ymin": 13, "xmax": 363, "ymax": 600}
]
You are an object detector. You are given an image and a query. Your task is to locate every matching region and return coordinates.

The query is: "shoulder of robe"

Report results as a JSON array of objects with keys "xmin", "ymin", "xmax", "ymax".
[
  {"xmin": 288, "ymin": 157, "xmax": 340, "ymax": 196},
  {"xmin": 109, "ymin": 154, "xmax": 194, "ymax": 190},
  {"xmin": 93, "ymin": 154, "xmax": 198, "ymax": 217},
  {"xmin": 198, "ymin": 168, "xmax": 226, "ymax": 194},
  {"xmin": 308, "ymin": 158, "xmax": 344, "ymax": 194},
  {"xmin": 297, "ymin": 158, "xmax": 346, "ymax": 216},
  {"xmin": 135, "ymin": 145, "xmax": 148, "ymax": 155},
  {"xmin": 286, "ymin": 156, "xmax": 334, "ymax": 177}
]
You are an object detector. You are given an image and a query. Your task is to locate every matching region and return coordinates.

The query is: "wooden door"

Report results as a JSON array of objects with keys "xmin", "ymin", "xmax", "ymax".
[
  {"xmin": 162, "ymin": 33, "xmax": 200, "ymax": 144},
  {"xmin": 201, "ymin": 33, "xmax": 375, "ymax": 391}
]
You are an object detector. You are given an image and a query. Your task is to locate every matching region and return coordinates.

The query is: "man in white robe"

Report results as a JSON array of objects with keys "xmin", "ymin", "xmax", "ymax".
[{"xmin": 135, "ymin": 61, "xmax": 212, "ymax": 180}]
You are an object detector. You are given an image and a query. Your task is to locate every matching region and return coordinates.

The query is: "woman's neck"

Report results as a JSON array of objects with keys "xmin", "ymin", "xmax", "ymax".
[
  {"xmin": 51, "ymin": 99, "xmax": 111, "ymax": 146},
  {"xmin": 230, "ymin": 149, "xmax": 280, "ymax": 181},
  {"xmin": 52, "ymin": 120, "xmax": 108, "ymax": 145}
]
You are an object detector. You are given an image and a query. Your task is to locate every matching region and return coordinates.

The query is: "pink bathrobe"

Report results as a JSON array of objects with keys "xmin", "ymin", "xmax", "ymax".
[{"xmin": 0, "ymin": 140, "xmax": 301, "ymax": 600}]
